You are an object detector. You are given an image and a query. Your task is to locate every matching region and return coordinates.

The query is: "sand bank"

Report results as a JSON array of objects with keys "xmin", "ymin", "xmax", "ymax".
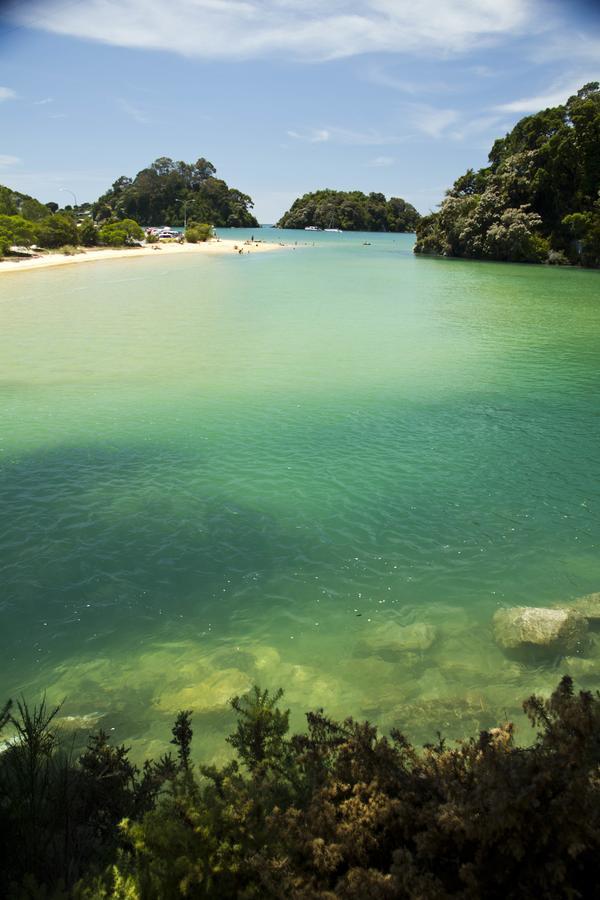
[{"xmin": 0, "ymin": 238, "xmax": 286, "ymax": 274}]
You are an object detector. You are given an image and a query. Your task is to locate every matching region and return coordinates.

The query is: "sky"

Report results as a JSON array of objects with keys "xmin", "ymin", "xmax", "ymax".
[{"xmin": 0, "ymin": 0, "xmax": 598, "ymax": 222}]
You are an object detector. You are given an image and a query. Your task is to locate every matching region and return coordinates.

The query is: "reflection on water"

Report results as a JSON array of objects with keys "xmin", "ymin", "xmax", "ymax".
[{"xmin": 1, "ymin": 233, "xmax": 599, "ymax": 759}]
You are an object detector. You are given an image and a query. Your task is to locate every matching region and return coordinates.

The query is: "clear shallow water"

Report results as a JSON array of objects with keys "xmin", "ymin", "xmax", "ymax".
[{"xmin": 1, "ymin": 229, "xmax": 599, "ymax": 759}]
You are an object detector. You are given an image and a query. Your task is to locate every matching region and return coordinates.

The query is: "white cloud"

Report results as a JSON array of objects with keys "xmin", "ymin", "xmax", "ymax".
[
  {"xmin": 287, "ymin": 128, "xmax": 330, "ymax": 143},
  {"xmin": 34, "ymin": 97, "xmax": 54, "ymax": 105},
  {"xmin": 368, "ymin": 155, "xmax": 395, "ymax": 166},
  {"xmin": 4, "ymin": 0, "xmax": 534, "ymax": 61},
  {"xmin": 0, "ymin": 87, "xmax": 16, "ymax": 102},
  {"xmin": 288, "ymin": 125, "xmax": 406, "ymax": 145},
  {"xmin": 0, "ymin": 155, "xmax": 21, "ymax": 166},
  {"xmin": 117, "ymin": 98, "xmax": 150, "ymax": 124}
]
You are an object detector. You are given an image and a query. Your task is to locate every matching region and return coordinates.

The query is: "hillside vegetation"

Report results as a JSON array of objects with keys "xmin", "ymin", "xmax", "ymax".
[
  {"xmin": 277, "ymin": 189, "xmax": 420, "ymax": 232},
  {"xmin": 415, "ymin": 82, "xmax": 600, "ymax": 267}
]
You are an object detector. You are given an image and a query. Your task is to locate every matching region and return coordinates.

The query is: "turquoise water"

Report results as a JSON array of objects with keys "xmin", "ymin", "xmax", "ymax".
[{"xmin": 1, "ymin": 229, "xmax": 599, "ymax": 759}]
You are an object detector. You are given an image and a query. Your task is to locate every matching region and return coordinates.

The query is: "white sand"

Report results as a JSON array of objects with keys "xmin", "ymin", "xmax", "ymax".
[{"xmin": 0, "ymin": 238, "xmax": 286, "ymax": 274}]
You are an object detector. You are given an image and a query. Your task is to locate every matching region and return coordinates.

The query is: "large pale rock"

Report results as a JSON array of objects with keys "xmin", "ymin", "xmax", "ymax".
[
  {"xmin": 567, "ymin": 593, "xmax": 600, "ymax": 627},
  {"xmin": 493, "ymin": 607, "xmax": 587, "ymax": 657},
  {"xmin": 356, "ymin": 621, "xmax": 437, "ymax": 659}
]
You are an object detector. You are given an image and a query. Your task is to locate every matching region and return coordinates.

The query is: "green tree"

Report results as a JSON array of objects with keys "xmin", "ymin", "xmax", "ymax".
[
  {"xmin": 91, "ymin": 158, "xmax": 258, "ymax": 228},
  {"xmin": 78, "ymin": 218, "xmax": 99, "ymax": 247},
  {"xmin": 36, "ymin": 213, "xmax": 79, "ymax": 248},
  {"xmin": 416, "ymin": 82, "xmax": 600, "ymax": 266},
  {"xmin": 278, "ymin": 189, "xmax": 420, "ymax": 232},
  {"xmin": 98, "ymin": 219, "xmax": 144, "ymax": 246}
]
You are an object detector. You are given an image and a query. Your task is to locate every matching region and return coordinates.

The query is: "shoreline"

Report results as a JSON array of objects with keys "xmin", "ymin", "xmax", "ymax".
[{"xmin": 0, "ymin": 238, "xmax": 286, "ymax": 274}]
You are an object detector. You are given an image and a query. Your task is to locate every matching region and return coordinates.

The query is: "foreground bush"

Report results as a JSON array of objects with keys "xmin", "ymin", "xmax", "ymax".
[{"xmin": 1, "ymin": 677, "xmax": 599, "ymax": 898}]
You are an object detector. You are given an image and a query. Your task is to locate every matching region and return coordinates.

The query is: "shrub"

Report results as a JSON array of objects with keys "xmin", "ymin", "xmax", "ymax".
[
  {"xmin": 78, "ymin": 218, "xmax": 99, "ymax": 247},
  {"xmin": 3, "ymin": 678, "xmax": 600, "ymax": 898},
  {"xmin": 185, "ymin": 222, "xmax": 213, "ymax": 243},
  {"xmin": 0, "ymin": 214, "xmax": 36, "ymax": 256},
  {"xmin": 54, "ymin": 244, "xmax": 82, "ymax": 256},
  {"xmin": 98, "ymin": 219, "xmax": 144, "ymax": 247}
]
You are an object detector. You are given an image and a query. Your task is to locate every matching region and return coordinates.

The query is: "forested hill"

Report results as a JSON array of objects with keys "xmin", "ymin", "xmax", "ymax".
[
  {"xmin": 0, "ymin": 185, "xmax": 53, "ymax": 221},
  {"xmin": 415, "ymin": 82, "xmax": 600, "ymax": 267},
  {"xmin": 277, "ymin": 189, "xmax": 420, "ymax": 232},
  {"xmin": 93, "ymin": 157, "xmax": 259, "ymax": 228}
]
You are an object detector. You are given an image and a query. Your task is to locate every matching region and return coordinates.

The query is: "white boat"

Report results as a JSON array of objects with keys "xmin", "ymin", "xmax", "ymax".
[{"xmin": 304, "ymin": 226, "xmax": 321, "ymax": 231}]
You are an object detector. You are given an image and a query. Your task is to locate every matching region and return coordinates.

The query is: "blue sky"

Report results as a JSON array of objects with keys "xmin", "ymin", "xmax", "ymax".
[{"xmin": 0, "ymin": 0, "xmax": 598, "ymax": 222}]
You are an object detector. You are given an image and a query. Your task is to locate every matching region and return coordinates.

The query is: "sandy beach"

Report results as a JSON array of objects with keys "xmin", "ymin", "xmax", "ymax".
[{"xmin": 0, "ymin": 238, "xmax": 286, "ymax": 274}]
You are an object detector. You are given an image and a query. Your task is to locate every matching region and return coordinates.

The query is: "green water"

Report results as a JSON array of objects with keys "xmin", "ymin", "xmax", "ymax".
[{"xmin": 1, "ymin": 230, "xmax": 599, "ymax": 759}]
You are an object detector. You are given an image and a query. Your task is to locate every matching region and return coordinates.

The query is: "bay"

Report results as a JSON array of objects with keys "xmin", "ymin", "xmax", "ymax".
[{"xmin": 1, "ymin": 229, "xmax": 599, "ymax": 759}]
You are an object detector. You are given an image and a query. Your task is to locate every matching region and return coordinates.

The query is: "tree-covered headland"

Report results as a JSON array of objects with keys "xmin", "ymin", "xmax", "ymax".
[
  {"xmin": 415, "ymin": 82, "xmax": 600, "ymax": 267},
  {"xmin": 93, "ymin": 157, "xmax": 259, "ymax": 228},
  {"xmin": 2, "ymin": 677, "xmax": 600, "ymax": 898},
  {"xmin": 277, "ymin": 189, "xmax": 420, "ymax": 232}
]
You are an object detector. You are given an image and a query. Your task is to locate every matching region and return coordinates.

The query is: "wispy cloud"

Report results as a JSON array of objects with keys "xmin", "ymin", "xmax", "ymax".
[
  {"xmin": 409, "ymin": 104, "xmax": 460, "ymax": 138},
  {"xmin": 4, "ymin": 0, "xmax": 535, "ymax": 61},
  {"xmin": 449, "ymin": 113, "xmax": 506, "ymax": 141},
  {"xmin": 365, "ymin": 65, "xmax": 452, "ymax": 95},
  {"xmin": 0, "ymin": 87, "xmax": 16, "ymax": 102},
  {"xmin": 496, "ymin": 74, "xmax": 598, "ymax": 112},
  {"xmin": 34, "ymin": 97, "xmax": 53, "ymax": 105},
  {"xmin": 117, "ymin": 98, "xmax": 150, "ymax": 124},
  {"xmin": 0, "ymin": 154, "xmax": 21, "ymax": 166},
  {"xmin": 368, "ymin": 155, "xmax": 395, "ymax": 167}
]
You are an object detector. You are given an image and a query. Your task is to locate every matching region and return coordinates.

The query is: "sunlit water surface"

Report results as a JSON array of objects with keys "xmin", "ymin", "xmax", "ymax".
[{"xmin": 1, "ymin": 229, "xmax": 599, "ymax": 759}]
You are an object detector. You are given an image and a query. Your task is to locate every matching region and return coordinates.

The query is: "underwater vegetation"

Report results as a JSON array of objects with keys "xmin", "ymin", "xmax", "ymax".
[{"xmin": 1, "ymin": 677, "xmax": 600, "ymax": 898}]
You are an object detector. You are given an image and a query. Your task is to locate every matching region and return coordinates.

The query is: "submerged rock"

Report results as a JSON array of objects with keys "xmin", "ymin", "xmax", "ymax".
[
  {"xmin": 492, "ymin": 606, "xmax": 588, "ymax": 658},
  {"xmin": 154, "ymin": 668, "xmax": 252, "ymax": 714},
  {"xmin": 356, "ymin": 622, "xmax": 437, "ymax": 659},
  {"xmin": 562, "ymin": 656, "xmax": 600, "ymax": 678},
  {"xmin": 56, "ymin": 712, "xmax": 103, "ymax": 732}
]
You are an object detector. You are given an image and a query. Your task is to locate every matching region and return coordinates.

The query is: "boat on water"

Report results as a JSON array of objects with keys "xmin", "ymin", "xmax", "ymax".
[
  {"xmin": 304, "ymin": 225, "xmax": 321, "ymax": 231},
  {"xmin": 324, "ymin": 216, "xmax": 343, "ymax": 233}
]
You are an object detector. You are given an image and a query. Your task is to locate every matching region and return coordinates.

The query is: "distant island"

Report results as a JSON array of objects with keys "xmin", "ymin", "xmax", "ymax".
[
  {"xmin": 277, "ymin": 189, "xmax": 420, "ymax": 232},
  {"xmin": 415, "ymin": 82, "xmax": 600, "ymax": 268}
]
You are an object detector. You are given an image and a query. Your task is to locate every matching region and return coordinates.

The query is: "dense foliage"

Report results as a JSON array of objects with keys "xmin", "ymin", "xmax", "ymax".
[
  {"xmin": 92, "ymin": 158, "xmax": 259, "ymax": 228},
  {"xmin": 97, "ymin": 219, "xmax": 145, "ymax": 247},
  {"xmin": 277, "ymin": 190, "xmax": 420, "ymax": 232},
  {"xmin": 415, "ymin": 83, "xmax": 600, "ymax": 266},
  {"xmin": 1, "ymin": 677, "xmax": 600, "ymax": 898}
]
